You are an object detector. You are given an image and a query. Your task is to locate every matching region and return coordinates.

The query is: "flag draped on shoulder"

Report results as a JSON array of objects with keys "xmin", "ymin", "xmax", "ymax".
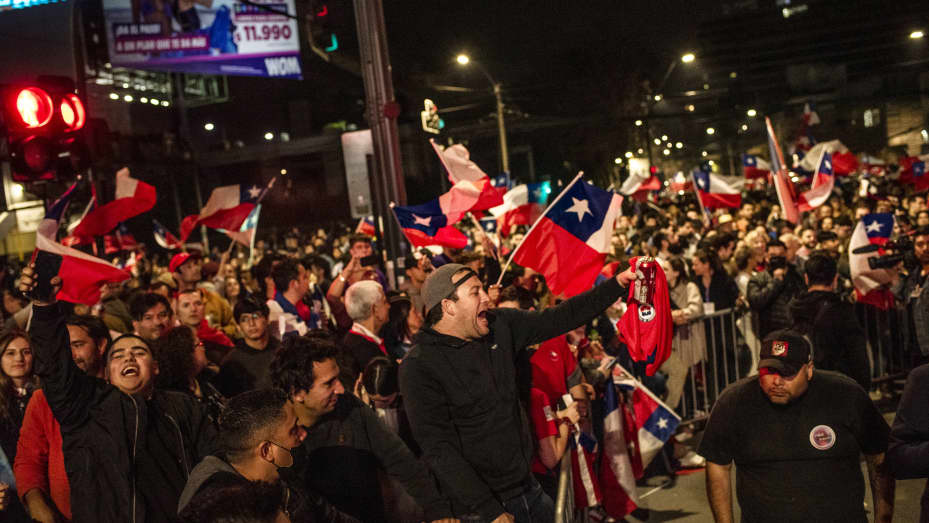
[
  {"xmin": 511, "ymin": 175, "xmax": 622, "ymax": 297},
  {"xmin": 797, "ymin": 151, "xmax": 835, "ymax": 212},
  {"xmin": 692, "ymin": 169, "xmax": 742, "ymax": 209},
  {"xmin": 849, "ymin": 213, "xmax": 896, "ymax": 309},
  {"xmin": 392, "ymin": 201, "xmax": 468, "ymax": 249},
  {"xmin": 72, "ymin": 168, "xmax": 156, "ymax": 240},
  {"xmin": 180, "ymin": 179, "xmax": 273, "ymax": 242},
  {"xmin": 35, "ymin": 183, "xmax": 130, "ymax": 305},
  {"xmin": 489, "ymin": 182, "xmax": 551, "ymax": 237},
  {"xmin": 766, "ymin": 116, "xmax": 799, "ymax": 224}
]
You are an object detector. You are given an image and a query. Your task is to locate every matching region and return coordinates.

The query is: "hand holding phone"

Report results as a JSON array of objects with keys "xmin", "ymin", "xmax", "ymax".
[{"xmin": 27, "ymin": 250, "xmax": 63, "ymax": 303}]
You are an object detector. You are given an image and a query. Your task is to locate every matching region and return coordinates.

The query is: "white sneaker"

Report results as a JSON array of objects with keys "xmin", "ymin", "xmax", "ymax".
[{"xmin": 679, "ymin": 451, "xmax": 706, "ymax": 468}]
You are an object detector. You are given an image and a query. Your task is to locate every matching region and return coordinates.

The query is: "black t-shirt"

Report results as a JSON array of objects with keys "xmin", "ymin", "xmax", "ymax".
[
  {"xmin": 215, "ymin": 337, "xmax": 279, "ymax": 397},
  {"xmin": 698, "ymin": 371, "xmax": 889, "ymax": 523}
]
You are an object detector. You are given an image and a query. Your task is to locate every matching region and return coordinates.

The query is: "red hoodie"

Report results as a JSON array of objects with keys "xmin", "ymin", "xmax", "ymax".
[{"xmin": 14, "ymin": 389, "xmax": 71, "ymax": 519}]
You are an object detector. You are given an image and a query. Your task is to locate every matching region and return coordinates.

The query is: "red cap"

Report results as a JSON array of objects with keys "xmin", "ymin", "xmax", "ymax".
[{"xmin": 169, "ymin": 252, "xmax": 200, "ymax": 273}]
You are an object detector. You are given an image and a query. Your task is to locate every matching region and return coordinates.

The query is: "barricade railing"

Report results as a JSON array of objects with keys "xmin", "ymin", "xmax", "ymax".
[
  {"xmin": 672, "ymin": 302, "xmax": 913, "ymax": 423},
  {"xmin": 553, "ymin": 449, "xmax": 576, "ymax": 523}
]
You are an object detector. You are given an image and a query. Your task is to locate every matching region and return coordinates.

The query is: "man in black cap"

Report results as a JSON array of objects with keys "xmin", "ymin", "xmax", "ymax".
[
  {"xmin": 698, "ymin": 329, "xmax": 895, "ymax": 523},
  {"xmin": 399, "ymin": 262, "xmax": 636, "ymax": 523}
]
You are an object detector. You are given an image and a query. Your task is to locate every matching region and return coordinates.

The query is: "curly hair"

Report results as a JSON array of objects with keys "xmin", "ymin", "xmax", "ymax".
[
  {"xmin": 270, "ymin": 334, "xmax": 340, "ymax": 395},
  {"xmin": 153, "ymin": 326, "xmax": 197, "ymax": 392}
]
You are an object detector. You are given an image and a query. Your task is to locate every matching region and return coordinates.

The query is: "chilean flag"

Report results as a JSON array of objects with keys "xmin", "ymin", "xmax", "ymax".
[
  {"xmin": 599, "ymin": 379, "xmax": 640, "ymax": 518},
  {"xmin": 900, "ymin": 155, "xmax": 929, "ymax": 192},
  {"xmin": 512, "ymin": 176, "xmax": 622, "ymax": 297},
  {"xmin": 850, "ymin": 213, "xmax": 896, "ymax": 310},
  {"xmin": 766, "ymin": 116, "xmax": 799, "ymax": 224},
  {"xmin": 71, "ymin": 168, "xmax": 156, "ymax": 241},
  {"xmin": 619, "ymin": 170, "xmax": 662, "ymax": 201},
  {"xmin": 489, "ymin": 182, "xmax": 551, "ymax": 237},
  {"xmin": 668, "ymin": 171, "xmax": 693, "ymax": 192},
  {"xmin": 223, "ymin": 205, "xmax": 261, "ymax": 247},
  {"xmin": 742, "ymin": 154, "xmax": 772, "ymax": 179},
  {"xmin": 180, "ymin": 180, "xmax": 272, "ymax": 242},
  {"xmin": 355, "ymin": 216, "xmax": 376, "ymax": 237},
  {"xmin": 692, "ymin": 169, "xmax": 742, "ymax": 209},
  {"xmin": 614, "ymin": 364, "xmax": 681, "ymax": 469},
  {"xmin": 431, "ymin": 140, "xmax": 505, "ymax": 213},
  {"xmin": 35, "ymin": 183, "xmax": 130, "ymax": 305},
  {"xmin": 152, "ymin": 219, "xmax": 183, "ymax": 250},
  {"xmin": 797, "ymin": 151, "xmax": 835, "ymax": 212},
  {"xmin": 392, "ymin": 201, "xmax": 468, "ymax": 249}
]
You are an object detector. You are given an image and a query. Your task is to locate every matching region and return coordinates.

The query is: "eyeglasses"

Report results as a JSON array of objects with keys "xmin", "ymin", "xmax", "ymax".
[{"xmin": 238, "ymin": 313, "xmax": 265, "ymax": 323}]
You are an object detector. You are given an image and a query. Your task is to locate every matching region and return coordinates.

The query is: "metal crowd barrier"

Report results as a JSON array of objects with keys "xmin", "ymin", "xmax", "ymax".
[{"xmin": 672, "ymin": 303, "xmax": 912, "ymax": 423}]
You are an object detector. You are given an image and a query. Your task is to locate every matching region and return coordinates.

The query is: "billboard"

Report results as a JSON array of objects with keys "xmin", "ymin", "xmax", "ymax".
[{"xmin": 103, "ymin": 0, "xmax": 302, "ymax": 79}]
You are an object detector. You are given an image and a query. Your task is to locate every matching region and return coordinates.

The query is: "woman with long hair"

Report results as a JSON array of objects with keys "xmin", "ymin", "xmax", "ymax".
[
  {"xmin": 153, "ymin": 326, "xmax": 225, "ymax": 426},
  {"xmin": 0, "ymin": 330, "xmax": 39, "ymax": 521},
  {"xmin": 380, "ymin": 292, "xmax": 423, "ymax": 361}
]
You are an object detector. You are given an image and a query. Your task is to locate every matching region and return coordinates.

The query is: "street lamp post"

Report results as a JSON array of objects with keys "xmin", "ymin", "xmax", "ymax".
[{"xmin": 456, "ymin": 54, "xmax": 509, "ymax": 174}]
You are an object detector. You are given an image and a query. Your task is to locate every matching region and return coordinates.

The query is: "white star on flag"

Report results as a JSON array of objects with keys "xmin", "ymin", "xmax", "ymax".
[
  {"xmin": 412, "ymin": 214, "xmax": 432, "ymax": 226},
  {"xmin": 565, "ymin": 197, "xmax": 592, "ymax": 222},
  {"xmin": 865, "ymin": 221, "xmax": 883, "ymax": 233},
  {"xmin": 824, "ymin": 160, "xmax": 832, "ymax": 171},
  {"xmin": 657, "ymin": 417, "xmax": 668, "ymax": 429},
  {"xmin": 532, "ymin": 187, "xmax": 544, "ymax": 200},
  {"xmin": 248, "ymin": 185, "xmax": 262, "ymax": 199}
]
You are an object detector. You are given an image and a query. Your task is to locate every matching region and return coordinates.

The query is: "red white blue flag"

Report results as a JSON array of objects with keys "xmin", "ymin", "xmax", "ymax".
[
  {"xmin": 180, "ymin": 179, "xmax": 274, "ymax": 242},
  {"xmin": 614, "ymin": 364, "xmax": 681, "ymax": 469},
  {"xmin": 72, "ymin": 168, "xmax": 156, "ymax": 241},
  {"xmin": 489, "ymin": 182, "xmax": 551, "ymax": 237},
  {"xmin": 599, "ymin": 378, "xmax": 640, "ymax": 518},
  {"xmin": 692, "ymin": 169, "xmax": 742, "ymax": 209},
  {"xmin": 355, "ymin": 216, "xmax": 376, "ymax": 237},
  {"xmin": 766, "ymin": 116, "xmax": 799, "ymax": 224},
  {"xmin": 35, "ymin": 183, "xmax": 130, "ymax": 305},
  {"xmin": 152, "ymin": 219, "xmax": 183, "ymax": 250},
  {"xmin": 392, "ymin": 201, "xmax": 468, "ymax": 249},
  {"xmin": 742, "ymin": 154, "xmax": 772, "ymax": 179},
  {"xmin": 850, "ymin": 213, "xmax": 896, "ymax": 310},
  {"xmin": 797, "ymin": 151, "xmax": 835, "ymax": 212},
  {"xmin": 511, "ymin": 176, "xmax": 622, "ymax": 297}
]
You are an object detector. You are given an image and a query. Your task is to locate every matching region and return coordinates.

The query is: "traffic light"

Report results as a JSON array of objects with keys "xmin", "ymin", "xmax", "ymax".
[{"xmin": 0, "ymin": 78, "xmax": 91, "ymax": 183}]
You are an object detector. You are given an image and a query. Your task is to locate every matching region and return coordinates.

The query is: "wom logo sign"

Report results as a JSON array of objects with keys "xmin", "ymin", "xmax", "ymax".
[{"xmin": 265, "ymin": 57, "xmax": 301, "ymax": 77}]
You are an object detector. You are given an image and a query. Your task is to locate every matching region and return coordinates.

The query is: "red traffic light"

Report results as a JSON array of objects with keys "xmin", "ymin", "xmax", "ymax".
[
  {"xmin": 16, "ymin": 87, "xmax": 54, "ymax": 128},
  {"xmin": 60, "ymin": 93, "xmax": 86, "ymax": 131}
]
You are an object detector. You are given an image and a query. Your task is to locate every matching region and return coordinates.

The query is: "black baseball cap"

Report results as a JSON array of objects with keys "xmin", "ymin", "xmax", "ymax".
[{"xmin": 759, "ymin": 329, "xmax": 812, "ymax": 376}]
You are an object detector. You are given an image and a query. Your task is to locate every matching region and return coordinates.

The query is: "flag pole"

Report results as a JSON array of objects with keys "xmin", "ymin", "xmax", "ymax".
[
  {"xmin": 468, "ymin": 212, "xmax": 500, "ymax": 264},
  {"xmin": 496, "ymin": 171, "xmax": 585, "ymax": 286},
  {"xmin": 690, "ymin": 170, "xmax": 711, "ymax": 227}
]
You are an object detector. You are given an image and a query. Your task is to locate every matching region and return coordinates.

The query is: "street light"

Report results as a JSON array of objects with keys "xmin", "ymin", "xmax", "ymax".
[
  {"xmin": 264, "ymin": 132, "xmax": 274, "ymax": 140},
  {"xmin": 746, "ymin": 108, "xmax": 757, "ymax": 117},
  {"xmin": 204, "ymin": 122, "xmax": 215, "ymax": 131},
  {"xmin": 635, "ymin": 119, "xmax": 643, "ymax": 126},
  {"xmin": 681, "ymin": 52, "xmax": 696, "ymax": 63},
  {"xmin": 624, "ymin": 151, "xmax": 633, "ymax": 158},
  {"xmin": 456, "ymin": 53, "xmax": 509, "ymax": 174},
  {"xmin": 911, "ymin": 30, "xmax": 925, "ymax": 39},
  {"xmin": 706, "ymin": 127, "xmax": 716, "ymax": 135}
]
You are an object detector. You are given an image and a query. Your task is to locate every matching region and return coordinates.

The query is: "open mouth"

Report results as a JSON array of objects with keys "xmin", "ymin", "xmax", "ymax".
[{"xmin": 121, "ymin": 366, "xmax": 139, "ymax": 377}]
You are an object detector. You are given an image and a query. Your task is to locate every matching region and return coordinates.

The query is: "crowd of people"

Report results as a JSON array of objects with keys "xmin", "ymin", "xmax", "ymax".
[{"xmin": 0, "ymin": 180, "xmax": 928, "ymax": 522}]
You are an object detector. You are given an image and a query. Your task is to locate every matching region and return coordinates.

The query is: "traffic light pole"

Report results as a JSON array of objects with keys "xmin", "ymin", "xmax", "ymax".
[{"xmin": 353, "ymin": 0, "xmax": 407, "ymax": 281}]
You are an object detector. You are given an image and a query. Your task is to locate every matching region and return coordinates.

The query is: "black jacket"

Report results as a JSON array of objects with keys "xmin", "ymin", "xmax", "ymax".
[
  {"xmin": 399, "ymin": 278, "xmax": 625, "ymax": 521},
  {"xmin": 28, "ymin": 303, "xmax": 217, "ymax": 523},
  {"xmin": 747, "ymin": 265, "xmax": 805, "ymax": 337},
  {"xmin": 888, "ymin": 363, "xmax": 929, "ymax": 523},
  {"xmin": 285, "ymin": 394, "xmax": 452, "ymax": 522},
  {"xmin": 789, "ymin": 290, "xmax": 870, "ymax": 390}
]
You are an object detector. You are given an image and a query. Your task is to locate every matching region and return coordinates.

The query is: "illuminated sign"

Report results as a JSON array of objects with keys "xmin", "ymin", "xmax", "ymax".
[{"xmin": 0, "ymin": 0, "xmax": 65, "ymax": 10}]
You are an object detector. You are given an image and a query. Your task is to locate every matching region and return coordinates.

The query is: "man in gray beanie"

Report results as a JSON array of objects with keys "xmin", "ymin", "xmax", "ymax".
[{"xmin": 399, "ymin": 263, "xmax": 636, "ymax": 523}]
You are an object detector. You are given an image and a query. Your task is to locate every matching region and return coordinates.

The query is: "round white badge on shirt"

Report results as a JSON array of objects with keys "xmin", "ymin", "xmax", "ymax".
[{"xmin": 809, "ymin": 425, "xmax": 836, "ymax": 450}]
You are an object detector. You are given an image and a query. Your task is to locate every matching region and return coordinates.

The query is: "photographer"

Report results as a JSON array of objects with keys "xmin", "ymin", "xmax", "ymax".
[
  {"xmin": 747, "ymin": 240, "xmax": 806, "ymax": 338},
  {"xmin": 894, "ymin": 226, "xmax": 929, "ymax": 366}
]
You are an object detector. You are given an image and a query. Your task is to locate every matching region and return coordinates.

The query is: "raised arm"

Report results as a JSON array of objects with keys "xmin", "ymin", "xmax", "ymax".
[{"xmin": 21, "ymin": 267, "xmax": 99, "ymax": 431}]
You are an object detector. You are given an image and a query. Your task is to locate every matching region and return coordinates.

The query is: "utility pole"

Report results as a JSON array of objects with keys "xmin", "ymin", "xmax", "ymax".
[
  {"xmin": 353, "ymin": 0, "xmax": 406, "ymax": 281},
  {"xmin": 494, "ymin": 82, "xmax": 509, "ymax": 174}
]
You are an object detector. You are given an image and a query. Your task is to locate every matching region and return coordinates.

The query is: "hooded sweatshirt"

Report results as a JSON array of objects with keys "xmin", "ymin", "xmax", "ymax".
[{"xmin": 789, "ymin": 290, "xmax": 870, "ymax": 390}]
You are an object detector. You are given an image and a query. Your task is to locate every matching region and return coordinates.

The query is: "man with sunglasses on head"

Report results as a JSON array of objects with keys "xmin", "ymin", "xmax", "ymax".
[
  {"xmin": 699, "ymin": 329, "xmax": 894, "ymax": 523},
  {"xmin": 216, "ymin": 298, "xmax": 279, "ymax": 398},
  {"xmin": 399, "ymin": 263, "xmax": 637, "ymax": 523},
  {"xmin": 19, "ymin": 264, "xmax": 217, "ymax": 523}
]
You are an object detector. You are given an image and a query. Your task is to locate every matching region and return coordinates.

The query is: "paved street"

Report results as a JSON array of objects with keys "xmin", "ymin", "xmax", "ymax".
[{"xmin": 625, "ymin": 413, "xmax": 924, "ymax": 522}]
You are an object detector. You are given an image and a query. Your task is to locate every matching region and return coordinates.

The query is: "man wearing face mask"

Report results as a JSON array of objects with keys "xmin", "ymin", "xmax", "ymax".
[
  {"xmin": 178, "ymin": 388, "xmax": 357, "ymax": 522},
  {"xmin": 747, "ymin": 239, "xmax": 806, "ymax": 338}
]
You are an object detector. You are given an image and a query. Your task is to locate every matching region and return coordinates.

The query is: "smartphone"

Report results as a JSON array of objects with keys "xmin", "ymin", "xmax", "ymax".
[
  {"xmin": 360, "ymin": 254, "xmax": 379, "ymax": 267},
  {"xmin": 28, "ymin": 250, "xmax": 63, "ymax": 302}
]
